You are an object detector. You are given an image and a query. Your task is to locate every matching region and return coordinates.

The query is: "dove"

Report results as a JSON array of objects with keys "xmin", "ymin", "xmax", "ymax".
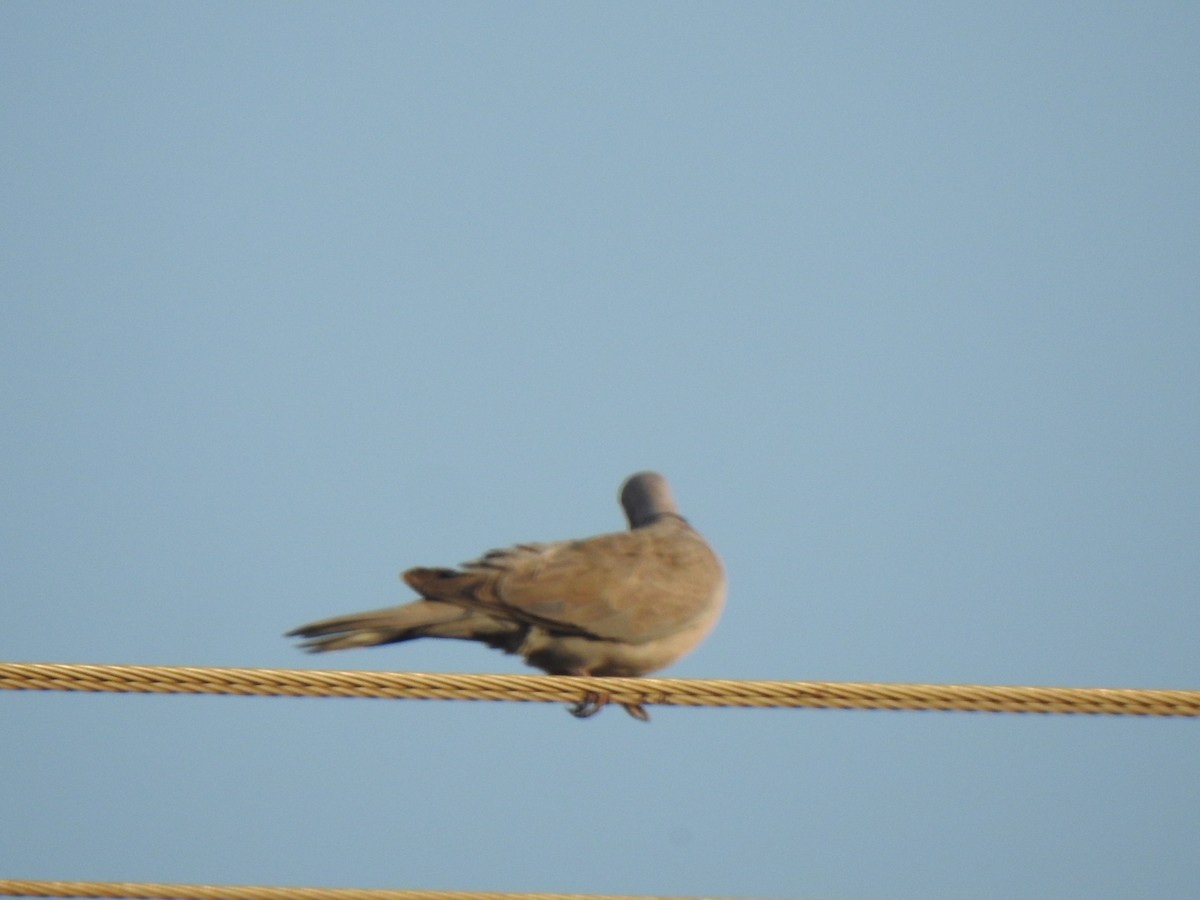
[{"xmin": 286, "ymin": 472, "xmax": 725, "ymax": 719}]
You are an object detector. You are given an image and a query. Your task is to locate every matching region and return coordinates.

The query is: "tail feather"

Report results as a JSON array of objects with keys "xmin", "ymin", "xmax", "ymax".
[
  {"xmin": 285, "ymin": 599, "xmax": 524, "ymax": 654},
  {"xmin": 285, "ymin": 601, "xmax": 468, "ymax": 653}
]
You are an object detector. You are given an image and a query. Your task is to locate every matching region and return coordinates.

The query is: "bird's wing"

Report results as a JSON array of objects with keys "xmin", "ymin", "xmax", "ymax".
[{"xmin": 403, "ymin": 519, "xmax": 724, "ymax": 644}]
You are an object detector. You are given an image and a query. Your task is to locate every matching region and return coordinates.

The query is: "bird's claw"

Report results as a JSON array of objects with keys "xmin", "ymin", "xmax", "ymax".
[
  {"xmin": 569, "ymin": 691, "xmax": 608, "ymax": 718},
  {"xmin": 622, "ymin": 702, "xmax": 651, "ymax": 722},
  {"xmin": 568, "ymin": 691, "xmax": 650, "ymax": 722}
]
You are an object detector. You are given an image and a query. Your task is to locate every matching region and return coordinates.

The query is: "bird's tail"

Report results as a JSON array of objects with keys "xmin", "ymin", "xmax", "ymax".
[{"xmin": 285, "ymin": 601, "xmax": 471, "ymax": 653}]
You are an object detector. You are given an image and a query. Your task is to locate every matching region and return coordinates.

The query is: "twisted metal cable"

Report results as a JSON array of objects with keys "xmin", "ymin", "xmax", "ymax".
[
  {"xmin": 1, "ymin": 661, "xmax": 1197, "ymax": 716},
  {"xmin": 0, "ymin": 880, "xmax": 734, "ymax": 900}
]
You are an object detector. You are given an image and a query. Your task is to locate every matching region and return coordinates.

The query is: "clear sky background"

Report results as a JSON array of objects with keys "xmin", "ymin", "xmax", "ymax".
[{"xmin": 2, "ymin": 4, "xmax": 1197, "ymax": 899}]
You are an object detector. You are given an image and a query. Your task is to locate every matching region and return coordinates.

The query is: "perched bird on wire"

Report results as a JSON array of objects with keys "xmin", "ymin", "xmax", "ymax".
[{"xmin": 286, "ymin": 471, "xmax": 725, "ymax": 719}]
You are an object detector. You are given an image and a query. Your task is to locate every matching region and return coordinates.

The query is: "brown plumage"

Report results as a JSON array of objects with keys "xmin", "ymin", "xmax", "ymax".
[{"xmin": 285, "ymin": 472, "xmax": 725, "ymax": 719}]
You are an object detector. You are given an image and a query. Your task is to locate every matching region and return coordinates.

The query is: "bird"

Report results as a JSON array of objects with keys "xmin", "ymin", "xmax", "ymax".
[{"xmin": 286, "ymin": 472, "xmax": 725, "ymax": 719}]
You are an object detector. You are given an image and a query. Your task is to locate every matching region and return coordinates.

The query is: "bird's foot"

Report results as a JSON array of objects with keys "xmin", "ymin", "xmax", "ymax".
[
  {"xmin": 568, "ymin": 691, "xmax": 650, "ymax": 722},
  {"xmin": 568, "ymin": 691, "xmax": 608, "ymax": 718},
  {"xmin": 622, "ymin": 702, "xmax": 651, "ymax": 722}
]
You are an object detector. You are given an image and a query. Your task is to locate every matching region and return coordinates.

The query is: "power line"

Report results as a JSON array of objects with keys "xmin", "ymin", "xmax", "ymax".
[
  {"xmin": 3, "ymin": 661, "xmax": 1197, "ymax": 716},
  {"xmin": 0, "ymin": 879, "xmax": 735, "ymax": 900}
]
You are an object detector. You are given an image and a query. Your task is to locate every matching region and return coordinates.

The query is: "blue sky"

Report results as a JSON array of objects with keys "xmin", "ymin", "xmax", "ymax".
[{"xmin": 2, "ymin": 4, "xmax": 1197, "ymax": 899}]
